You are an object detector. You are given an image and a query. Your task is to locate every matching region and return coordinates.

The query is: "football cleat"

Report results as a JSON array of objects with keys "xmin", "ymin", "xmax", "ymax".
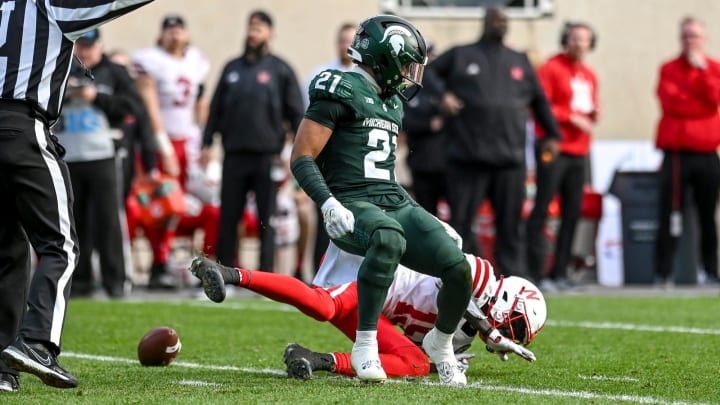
[
  {"xmin": 189, "ymin": 256, "xmax": 226, "ymax": 303},
  {"xmin": 0, "ymin": 337, "xmax": 78, "ymax": 389},
  {"xmin": 351, "ymin": 344, "xmax": 387, "ymax": 382},
  {"xmin": 283, "ymin": 343, "xmax": 314, "ymax": 380},
  {"xmin": 435, "ymin": 361, "xmax": 467, "ymax": 386},
  {"xmin": 422, "ymin": 328, "xmax": 467, "ymax": 386},
  {"xmin": 283, "ymin": 343, "xmax": 336, "ymax": 380},
  {"xmin": 0, "ymin": 373, "xmax": 19, "ymax": 392}
]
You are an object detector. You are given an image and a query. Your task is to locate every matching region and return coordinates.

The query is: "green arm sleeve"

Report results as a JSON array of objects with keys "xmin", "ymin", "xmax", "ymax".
[{"xmin": 291, "ymin": 156, "xmax": 332, "ymax": 206}]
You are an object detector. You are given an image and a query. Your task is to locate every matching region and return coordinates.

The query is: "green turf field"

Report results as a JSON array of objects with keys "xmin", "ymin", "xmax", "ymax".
[{"xmin": 3, "ymin": 292, "xmax": 719, "ymax": 404}]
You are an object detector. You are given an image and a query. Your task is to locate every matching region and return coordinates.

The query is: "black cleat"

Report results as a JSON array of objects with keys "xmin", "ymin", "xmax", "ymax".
[
  {"xmin": 0, "ymin": 373, "xmax": 19, "ymax": 392},
  {"xmin": 283, "ymin": 343, "xmax": 315, "ymax": 380},
  {"xmin": 189, "ymin": 256, "xmax": 227, "ymax": 303},
  {"xmin": 283, "ymin": 343, "xmax": 335, "ymax": 380},
  {"xmin": 0, "ymin": 337, "xmax": 78, "ymax": 389}
]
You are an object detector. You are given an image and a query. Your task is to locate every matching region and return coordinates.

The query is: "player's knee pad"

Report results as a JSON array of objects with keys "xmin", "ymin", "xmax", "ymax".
[{"xmin": 358, "ymin": 228, "xmax": 406, "ymax": 287}]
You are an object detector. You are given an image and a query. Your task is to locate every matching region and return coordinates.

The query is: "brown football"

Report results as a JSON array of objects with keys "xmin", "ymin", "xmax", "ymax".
[{"xmin": 137, "ymin": 326, "xmax": 182, "ymax": 366}]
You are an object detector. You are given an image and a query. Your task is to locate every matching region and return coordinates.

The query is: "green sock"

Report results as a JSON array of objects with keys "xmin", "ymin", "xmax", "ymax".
[
  {"xmin": 356, "ymin": 278, "xmax": 391, "ymax": 331},
  {"xmin": 434, "ymin": 261, "xmax": 472, "ymax": 333}
]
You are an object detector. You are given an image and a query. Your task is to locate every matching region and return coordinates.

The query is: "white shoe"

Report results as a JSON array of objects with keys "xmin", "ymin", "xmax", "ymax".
[
  {"xmin": 351, "ymin": 344, "xmax": 387, "ymax": 382},
  {"xmin": 435, "ymin": 361, "xmax": 467, "ymax": 386},
  {"xmin": 422, "ymin": 328, "xmax": 467, "ymax": 386}
]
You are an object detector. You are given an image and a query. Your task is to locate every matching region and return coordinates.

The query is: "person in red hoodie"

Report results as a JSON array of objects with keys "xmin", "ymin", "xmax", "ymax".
[
  {"xmin": 526, "ymin": 22, "xmax": 599, "ymax": 291},
  {"xmin": 654, "ymin": 16, "xmax": 720, "ymax": 286}
]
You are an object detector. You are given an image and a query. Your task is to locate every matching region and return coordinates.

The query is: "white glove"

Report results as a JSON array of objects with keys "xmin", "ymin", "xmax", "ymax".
[
  {"xmin": 435, "ymin": 216, "xmax": 462, "ymax": 249},
  {"xmin": 321, "ymin": 197, "xmax": 355, "ymax": 239},
  {"xmin": 486, "ymin": 329, "xmax": 536, "ymax": 362}
]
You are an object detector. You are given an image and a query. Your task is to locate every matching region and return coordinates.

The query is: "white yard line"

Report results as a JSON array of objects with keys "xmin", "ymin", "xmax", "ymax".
[
  {"xmin": 578, "ymin": 374, "xmax": 640, "ymax": 382},
  {"xmin": 176, "ymin": 379, "xmax": 222, "ymax": 387},
  {"xmin": 63, "ymin": 352, "xmax": 286, "ymax": 375},
  {"xmin": 61, "ymin": 352, "xmax": 706, "ymax": 405},
  {"xmin": 545, "ymin": 320, "xmax": 720, "ymax": 335}
]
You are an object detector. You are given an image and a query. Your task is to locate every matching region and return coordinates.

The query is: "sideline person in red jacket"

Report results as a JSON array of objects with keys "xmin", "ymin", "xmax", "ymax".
[
  {"xmin": 526, "ymin": 22, "xmax": 599, "ymax": 291},
  {"xmin": 654, "ymin": 16, "xmax": 720, "ymax": 286}
]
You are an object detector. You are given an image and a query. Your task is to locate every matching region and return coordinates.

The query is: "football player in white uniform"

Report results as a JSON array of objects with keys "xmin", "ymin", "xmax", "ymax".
[
  {"xmin": 130, "ymin": 15, "xmax": 215, "ymax": 288},
  {"xmin": 132, "ymin": 14, "xmax": 210, "ymax": 186},
  {"xmin": 189, "ymin": 244, "xmax": 546, "ymax": 381}
]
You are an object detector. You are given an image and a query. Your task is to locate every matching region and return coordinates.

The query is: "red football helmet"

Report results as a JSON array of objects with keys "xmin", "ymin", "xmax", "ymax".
[{"xmin": 128, "ymin": 175, "xmax": 187, "ymax": 227}]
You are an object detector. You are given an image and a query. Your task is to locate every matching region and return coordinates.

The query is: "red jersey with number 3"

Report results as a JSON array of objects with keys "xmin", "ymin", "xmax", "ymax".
[{"xmin": 132, "ymin": 46, "xmax": 209, "ymax": 140}]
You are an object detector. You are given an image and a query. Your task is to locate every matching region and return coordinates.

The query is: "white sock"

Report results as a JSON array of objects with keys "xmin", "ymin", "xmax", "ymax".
[
  {"xmin": 429, "ymin": 328, "xmax": 454, "ymax": 347},
  {"xmin": 354, "ymin": 330, "xmax": 378, "ymax": 348}
]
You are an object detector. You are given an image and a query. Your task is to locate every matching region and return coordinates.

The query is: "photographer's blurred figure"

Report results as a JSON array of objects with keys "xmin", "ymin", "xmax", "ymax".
[{"xmin": 58, "ymin": 29, "xmax": 145, "ymax": 298}]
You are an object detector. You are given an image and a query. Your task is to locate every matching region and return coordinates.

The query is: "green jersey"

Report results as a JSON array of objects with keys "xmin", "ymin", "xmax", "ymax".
[{"xmin": 305, "ymin": 69, "xmax": 405, "ymax": 204}]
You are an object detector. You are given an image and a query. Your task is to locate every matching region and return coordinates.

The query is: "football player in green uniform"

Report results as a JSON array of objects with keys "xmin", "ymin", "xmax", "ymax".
[{"xmin": 290, "ymin": 15, "xmax": 472, "ymax": 385}]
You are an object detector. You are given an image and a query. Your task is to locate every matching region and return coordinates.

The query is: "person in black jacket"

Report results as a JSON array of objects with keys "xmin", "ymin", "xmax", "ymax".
[
  {"xmin": 58, "ymin": 29, "xmax": 144, "ymax": 299},
  {"xmin": 202, "ymin": 10, "xmax": 304, "ymax": 273},
  {"xmin": 424, "ymin": 7, "xmax": 560, "ymax": 278}
]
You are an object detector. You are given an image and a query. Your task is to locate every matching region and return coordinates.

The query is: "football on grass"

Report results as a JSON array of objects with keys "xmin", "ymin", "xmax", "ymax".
[{"xmin": 137, "ymin": 326, "xmax": 182, "ymax": 366}]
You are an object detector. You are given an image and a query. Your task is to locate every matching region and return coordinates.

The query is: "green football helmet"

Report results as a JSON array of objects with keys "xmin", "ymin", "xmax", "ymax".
[{"xmin": 348, "ymin": 15, "xmax": 428, "ymax": 100}]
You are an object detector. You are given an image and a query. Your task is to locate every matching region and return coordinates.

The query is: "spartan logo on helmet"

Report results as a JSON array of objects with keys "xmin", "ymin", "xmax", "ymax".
[
  {"xmin": 348, "ymin": 15, "xmax": 427, "ymax": 101},
  {"xmin": 382, "ymin": 26, "xmax": 410, "ymax": 57}
]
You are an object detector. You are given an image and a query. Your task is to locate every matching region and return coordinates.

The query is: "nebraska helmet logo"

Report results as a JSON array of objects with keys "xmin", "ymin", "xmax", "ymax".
[{"xmin": 519, "ymin": 286, "xmax": 542, "ymax": 301}]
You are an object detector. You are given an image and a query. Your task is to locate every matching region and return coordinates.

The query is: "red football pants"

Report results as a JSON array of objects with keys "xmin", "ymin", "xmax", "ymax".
[{"xmin": 241, "ymin": 271, "xmax": 430, "ymax": 377}]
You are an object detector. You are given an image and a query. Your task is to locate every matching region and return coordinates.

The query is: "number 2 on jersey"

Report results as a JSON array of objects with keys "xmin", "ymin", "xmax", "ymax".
[{"xmin": 364, "ymin": 129, "xmax": 396, "ymax": 180}]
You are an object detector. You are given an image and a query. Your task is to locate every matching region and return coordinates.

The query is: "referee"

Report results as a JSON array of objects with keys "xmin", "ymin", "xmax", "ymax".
[{"xmin": 0, "ymin": 0, "xmax": 154, "ymax": 392}]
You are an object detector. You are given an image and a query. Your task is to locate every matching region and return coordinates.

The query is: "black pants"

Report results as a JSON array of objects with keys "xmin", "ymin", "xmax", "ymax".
[
  {"xmin": 655, "ymin": 151, "xmax": 720, "ymax": 279},
  {"xmin": 410, "ymin": 170, "xmax": 447, "ymax": 216},
  {"xmin": 67, "ymin": 158, "xmax": 126, "ymax": 297},
  {"xmin": 446, "ymin": 161, "xmax": 527, "ymax": 277},
  {"xmin": 0, "ymin": 107, "xmax": 79, "ymax": 369},
  {"xmin": 526, "ymin": 152, "xmax": 586, "ymax": 282},
  {"xmin": 217, "ymin": 152, "xmax": 278, "ymax": 272}
]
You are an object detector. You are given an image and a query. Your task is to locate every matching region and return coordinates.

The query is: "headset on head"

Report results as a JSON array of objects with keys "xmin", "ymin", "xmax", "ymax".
[{"xmin": 560, "ymin": 21, "xmax": 597, "ymax": 51}]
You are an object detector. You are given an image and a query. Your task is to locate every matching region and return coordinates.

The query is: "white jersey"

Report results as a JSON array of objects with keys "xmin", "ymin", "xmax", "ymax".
[
  {"xmin": 317, "ymin": 243, "xmax": 497, "ymax": 350},
  {"xmin": 132, "ymin": 46, "xmax": 210, "ymax": 140}
]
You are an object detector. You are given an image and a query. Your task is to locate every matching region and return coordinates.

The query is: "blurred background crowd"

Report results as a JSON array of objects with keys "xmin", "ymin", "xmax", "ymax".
[{"xmin": 59, "ymin": 0, "xmax": 720, "ymax": 298}]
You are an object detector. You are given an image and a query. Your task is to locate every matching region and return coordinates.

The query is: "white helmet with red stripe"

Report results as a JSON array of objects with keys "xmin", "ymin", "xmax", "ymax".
[
  {"xmin": 484, "ymin": 276, "xmax": 547, "ymax": 345},
  {"xmin": 466, "ymin": 254, "xmax": 497, "ymax": 308}
]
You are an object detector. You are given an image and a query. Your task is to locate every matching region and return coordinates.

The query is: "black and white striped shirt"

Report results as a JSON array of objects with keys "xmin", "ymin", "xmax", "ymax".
[{"xmin": 0, "ymin": 0, "xmax": 153, "ymax": 120}]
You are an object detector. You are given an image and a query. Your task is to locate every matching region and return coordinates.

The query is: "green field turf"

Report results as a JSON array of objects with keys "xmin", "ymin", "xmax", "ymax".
[{"xmin": 3, "ymin": 292, "xmax": 719, "ymax": 404}]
